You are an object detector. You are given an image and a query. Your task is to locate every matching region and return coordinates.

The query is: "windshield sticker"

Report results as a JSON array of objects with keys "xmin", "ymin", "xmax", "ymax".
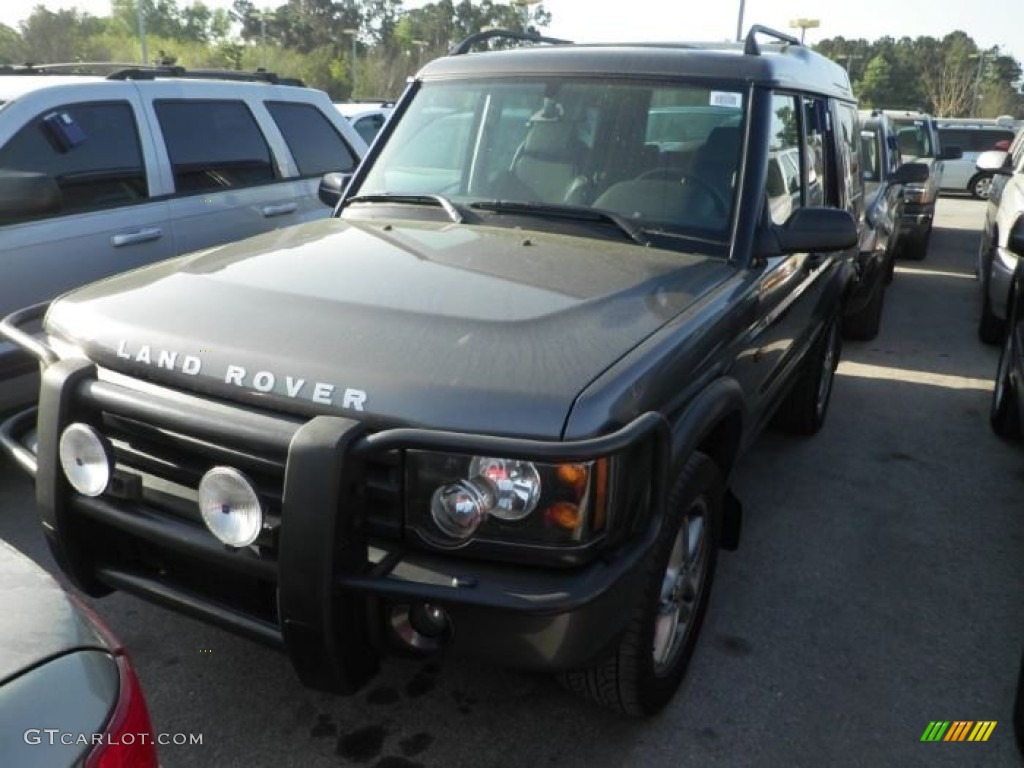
[{"xmin": 709, "ymin": 91, "xmax": 742, "ymax": 109}]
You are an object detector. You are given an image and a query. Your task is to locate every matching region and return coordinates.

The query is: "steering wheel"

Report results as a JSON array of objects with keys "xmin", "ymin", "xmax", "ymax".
[{"xmin": 634, "ymin": 168, "xmax": 729, "ymax": 217}]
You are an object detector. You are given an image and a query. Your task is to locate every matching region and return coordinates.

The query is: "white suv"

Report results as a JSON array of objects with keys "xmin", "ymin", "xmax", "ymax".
[{"xmin": 0, "ymin": 64, "xmax": 367, "ymax": 409}]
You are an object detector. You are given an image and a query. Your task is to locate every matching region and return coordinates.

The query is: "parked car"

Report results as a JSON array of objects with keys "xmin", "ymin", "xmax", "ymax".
[
  {"xmin": 0, "ymin": 26, "xmax": 862, "ymax": 717},
  {"xmin": 334, "ymin": 100, "xmax": 395, "ymax": 144},
  {"xmin": 0, "ymin": 539, "xmax": 158, "ymax": 768},
  {"xmin": 976, "ymin": 129, "xmax": 1024, "ymax": 342},
  {"xmin": 880, "ymin": 110, "xmax": 961, "ymax": 259},
  {"xmin": 850, "ymin": 110, "xmax": 929, "ymax": 338},
  {"xmin": 937, "ymin": 120, "xmax": 1017, "ymax": 199},
  {"xmin": 0, "ymin": 63, "xmax": 367, "ymax": 412}
]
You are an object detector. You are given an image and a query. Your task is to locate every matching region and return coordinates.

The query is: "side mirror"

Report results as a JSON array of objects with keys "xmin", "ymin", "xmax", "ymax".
[
  {"xmin": 318, "ymin": 172, "xmax": 352, "ymax": 207},
  {"xmin": 775, "ymin": 207, "xmax": 858, "ymax": 254},
  {"xmin": 0, "ymin": 170, "xmax": 62, "ymax": 222},
  {"xmin": 939, "ymin": 145, "xmax": 962, "ymax": 161},
  {"xmin": 976, "ymin": 150, "xmax": 1011, "ymax": 175},
  {"xmin": 1009, "ymin": 216, "xmax": 1024, "ymax": 258},
  {"xmin": 890, "ymin": 162, "xmax": 929, "ymax": 186}
]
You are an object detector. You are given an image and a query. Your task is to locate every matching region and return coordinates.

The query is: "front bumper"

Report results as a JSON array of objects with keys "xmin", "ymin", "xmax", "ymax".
[
  {"xmin": 0, "ymin": 309, "xmax": 668, "ymax": 693},
  {"xmin": 897, "ymin": 202, "xmax": 935, "ymax": 240}
]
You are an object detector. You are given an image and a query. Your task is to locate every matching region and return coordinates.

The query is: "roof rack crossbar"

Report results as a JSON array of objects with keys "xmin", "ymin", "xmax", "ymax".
[
  {"xmin": 106, "ymin": 66, "xmax": 304, "ymax": 86},
  {"xmin": 744, "ymin": 25, "xmax": 802, "ymax": 56},
  {"xmin": 449, "ymin": 28, "xmax": 573, "ymax": 56}
]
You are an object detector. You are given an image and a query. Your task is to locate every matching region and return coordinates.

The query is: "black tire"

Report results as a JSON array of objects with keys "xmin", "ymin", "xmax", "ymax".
[
  {"xmin": 842, "ymin": 282, "xmax": 885, "ymax": 341},
  {"xmin": 900, "ymin": 224, "xmax": 932, "ymax": 261},
  {"xmin": 773, "ymin": 316, "xmax": 841, "ymax": 435},
  {"xmin": 978, "ymin": 278, "xmax": 1006, "ymax": 344},
  {"xmin": 968, "ymin": 172, "xmax": 993, "ymax": 201},
  {"xmin": 991, "ymin": 318, "xmax": 1021, "ymax": 439},
  {"xmin": 558, "ymin": 453, "xmax": 722, "ymax": 716}
]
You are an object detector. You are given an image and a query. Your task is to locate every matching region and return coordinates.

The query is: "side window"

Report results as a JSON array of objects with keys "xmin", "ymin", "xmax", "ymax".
[
  {"xmin": 835, "ymin": 102, "xmax": 862, "ymax": 210},
  {"xmin": 353, "ymin": 114, "xmax": 385, "ymax": 145},
  {"xmin": 155, "ymin": 100, "xmax": 276, "ymax": 193},
  {"xmin": 802, "ymin": 96, "xmax": 831, "ymax": 206},
  {"xmin": 0, "ymin": 101, "xmax": 147, "ymax": 218},
  {"xmin": 266, "ymin": 101, "xmax": 357, "ymax": 177},
  {"xmin": 860, "ymin": 130, "xmax": 879, "ymax": 182},
  {"xmin": 767, "ymin": 94, "xmax": 802, "ymax": 225}
]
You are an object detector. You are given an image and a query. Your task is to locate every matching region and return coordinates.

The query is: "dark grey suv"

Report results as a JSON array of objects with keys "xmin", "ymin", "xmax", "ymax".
[{"xmin": 2, "ymin": 26, "xmax": 863, "ymax": 716}]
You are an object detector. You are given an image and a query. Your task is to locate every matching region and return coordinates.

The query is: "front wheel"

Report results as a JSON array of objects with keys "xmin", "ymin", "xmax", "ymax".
[{"xmin": 558, "ymin": 454, "xmax": 722, "ymax": 716}]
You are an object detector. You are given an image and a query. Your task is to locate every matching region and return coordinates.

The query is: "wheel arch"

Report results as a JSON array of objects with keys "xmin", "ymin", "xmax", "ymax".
[{"xmin": 668, "ymin": 376, "xmax": 746, "ymax": 481}]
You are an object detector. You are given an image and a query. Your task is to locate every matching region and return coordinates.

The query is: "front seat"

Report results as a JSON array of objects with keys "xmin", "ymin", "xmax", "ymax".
[
  {"xmin": 510, "ymin": 103, "xmax": 591, "ymax": 204},
  {"xmin": 690, "ymin": 125, "xmax": 741, "ymax": 203}
]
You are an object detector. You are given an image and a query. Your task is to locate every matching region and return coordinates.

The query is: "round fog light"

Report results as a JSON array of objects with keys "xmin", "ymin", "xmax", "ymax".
[
  {"xmin": 198, "ymin": 467, "xmax": 264, "ymax": 547},
  {"xmin": 59, "ymin": 423, "xmax": 112, "ymax": 497}
]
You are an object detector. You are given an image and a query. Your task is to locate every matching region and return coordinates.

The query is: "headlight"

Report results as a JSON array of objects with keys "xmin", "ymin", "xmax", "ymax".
[
  {"xmin": 59, "ymin": 423, "xmax": 112, "ymax": 497},
  {"xmin": 409, "ymin": 452, "xmax": 611, "ymax": 548},
  {"xmin": 902, "ymin": 184, "xmax": 929, "ymax": 204},
  {"xmin": 197, "ymin": 467, "xmax": 264, "ymax": 547}
]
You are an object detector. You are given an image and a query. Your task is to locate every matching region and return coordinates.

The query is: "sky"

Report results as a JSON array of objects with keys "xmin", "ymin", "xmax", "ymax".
[{"xmin": 0, "ymin": 0, "xmax": 1019, "ymax": 62}]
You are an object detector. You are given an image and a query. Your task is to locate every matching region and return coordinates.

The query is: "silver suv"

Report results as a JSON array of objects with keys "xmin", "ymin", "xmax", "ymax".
[{"xmin": 0, "ymin": 64, "xmax": 367, "ymax": 409}]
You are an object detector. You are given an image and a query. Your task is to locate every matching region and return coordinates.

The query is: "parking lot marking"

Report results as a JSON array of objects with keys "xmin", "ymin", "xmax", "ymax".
[
  {"xmin": 893, "ymin": 266, "xmax": 974, "ymax": 280},
  {"xmin": 837, "ymin": 361, "xmax": 992, "ymax": 392}
]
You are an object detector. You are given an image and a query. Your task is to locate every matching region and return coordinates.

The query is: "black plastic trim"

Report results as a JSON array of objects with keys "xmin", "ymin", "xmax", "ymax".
[
  {"xmin": 0, "ymin": 302, "xmax": 56, "ymax": 366},
  {"xmin": 96, "ymin": 567, "xmax": 283, "ymax": 648}
]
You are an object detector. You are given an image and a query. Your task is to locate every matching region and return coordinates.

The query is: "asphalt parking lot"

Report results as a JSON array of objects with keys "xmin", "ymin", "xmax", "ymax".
[{"xmin": 1, "ymin": 196, "xmax": 1022, "ymax": 767}]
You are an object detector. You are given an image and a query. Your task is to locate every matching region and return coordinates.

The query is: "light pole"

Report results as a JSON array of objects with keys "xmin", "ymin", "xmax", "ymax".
[
  {"xmin": 969, "ymin": 50, "xmax": 989, "ymax": 118},
  {"xmin": 343, "ymin": 28, "xmax": 358, "ymax": 98},
  {"xmin": 259, "ymin": 11, "xmax": 269, "ymax": 71},
  {"xmin": 788, "ymin": 17, "xmax": 820, "ymax": 44},
  {"xmin": 136, "ymin": 0, "xmax": 148, "ymax": 65},
  {"xmin": 735, "ymin": 0, "xmax": 745, "ymax": 42},
  {"xmin": 412, "ymin": 39, "xmax": 428, "ymax": 68}
]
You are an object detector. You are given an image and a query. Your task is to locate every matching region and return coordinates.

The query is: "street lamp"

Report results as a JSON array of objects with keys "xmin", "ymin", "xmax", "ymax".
[
  {"xmin": 136, "ymin": 0, "xmax": 148, "ymax": 65},
  {"xmin": 969, "ymin": 50, "xmax": 991, "ymax": 118},
  {"xmin": 735, "ymin": 0, "xmax": 745, "ymax": 42},
  {"xmin": 259, "ymin": 10, "xmax": 271, "ymax": 71},
  {"xmin": 788, "ymin": 17, "xmax": 820, "ymax": 44},
  {"xmin": 342, "ymin": 27, "xmax": 358, "ymax": 98}
]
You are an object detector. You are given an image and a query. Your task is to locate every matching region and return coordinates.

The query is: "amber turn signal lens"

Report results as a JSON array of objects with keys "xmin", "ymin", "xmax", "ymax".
[
  {"xmin": 555, "ymin": 463, "xmax": 588, "ymax": 496},
  {"xmin": 545, "ymin": 501, "xmax": 582, "ymax": 530}
]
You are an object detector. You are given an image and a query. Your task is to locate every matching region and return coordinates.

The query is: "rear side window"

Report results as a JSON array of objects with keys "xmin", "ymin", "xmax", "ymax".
[
  {"xmin": 0, "ymin": 101, "xmax": 147, "ymax": 216},
  {"xmin": 266, "ymin": 101, "xmax": 358, "ymax": 177},
  {"xmin": 155, "ymin": 100, "xmax": 276, "ymax": 193},
  {"xmin": 353, "ymin": 113, "xmax": 386, "ymax": 144},
  {"xmin": 835, "ymin": 102, "xmax": 863, "ymax": 211}
]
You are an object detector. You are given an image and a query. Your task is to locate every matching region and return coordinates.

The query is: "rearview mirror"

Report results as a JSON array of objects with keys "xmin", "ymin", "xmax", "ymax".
[
  {"xmin": 774, "ymin": 207, "xmax": 858, "ymax": 254},
  {"xmin": 0, "ymin": 170, "xmax": 61, "ymax": 222},
  {"xmin": 890, "ymin": 162, "xmax": 929, "ymax": 186},
  {"xmin": 318, "ymin": 172, "xmax": 352, "ymax": 208},
  {"xmin": 976, "ymin": 150, "xmax": 1011, "ymax": 175}
]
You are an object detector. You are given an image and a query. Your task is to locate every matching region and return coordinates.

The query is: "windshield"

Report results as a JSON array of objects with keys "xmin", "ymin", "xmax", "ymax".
[
  {"xmin": 892, "ymin": 117, "xmax": 934, "ymax": 159},
  {"xmin": 354, "ymin": 78, "xmax": 746, "ymax": 245}
]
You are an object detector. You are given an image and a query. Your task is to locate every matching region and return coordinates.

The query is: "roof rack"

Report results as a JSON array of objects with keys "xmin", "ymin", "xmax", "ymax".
[
  {"xmin": 0, "ymin": 62, "xmax": 303, "ymax": 86},
  {"xmin": 449, "ymin": 28, "xmax": 573, "ymax": 56},
  {"xmin": 107, "ymin": 66, "xmax": 305, "ymax": 86},
  {"xmin": 743, "ymin": 25, "xmax": 802, "ymax": 56}
]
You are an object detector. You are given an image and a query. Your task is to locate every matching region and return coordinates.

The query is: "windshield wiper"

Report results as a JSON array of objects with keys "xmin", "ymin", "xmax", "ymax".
[
  {"xmin": 340, "ymin": 193, "xmax": 464, "ymax": 223},
  {"xmin": 470, "ymin": 200, "xmax": 649, "ymax": 246}
]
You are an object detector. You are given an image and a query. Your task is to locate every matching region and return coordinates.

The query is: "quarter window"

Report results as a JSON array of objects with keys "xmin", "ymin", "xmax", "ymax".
[
  {"xmin": 0, "ymin": 101, "xmax": 147, "ymax": 218},
  {"xmin": 155, "ymin": 100, "xmax": 276, "ymax": 193},
  {"xmin": 266, "ymin": 101, "xmax": 358, "ymax": 177}
]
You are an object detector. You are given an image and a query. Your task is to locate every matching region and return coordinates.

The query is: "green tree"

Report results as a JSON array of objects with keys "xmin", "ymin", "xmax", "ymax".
[
  {"xmin": 18, "ymin": 6, "xmax": 106, "ymax": 63},
  {"xmin": 857, "ymin": 54, "xmax": 898, "ymax": 108}
]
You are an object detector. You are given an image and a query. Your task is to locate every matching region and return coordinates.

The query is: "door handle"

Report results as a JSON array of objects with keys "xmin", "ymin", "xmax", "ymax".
[
  {"xmin": 260, "ymin": 203, "xmax": 298, "ymax": 218},
  {"xmin": 111, "ymin": 227, "xmax": 163, "ymax": 247}
]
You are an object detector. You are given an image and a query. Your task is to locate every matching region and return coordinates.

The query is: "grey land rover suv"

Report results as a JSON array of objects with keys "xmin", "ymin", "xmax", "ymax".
[{"xmin": 1, "ymin": 27, "xmax": 863, "ymax": 716}]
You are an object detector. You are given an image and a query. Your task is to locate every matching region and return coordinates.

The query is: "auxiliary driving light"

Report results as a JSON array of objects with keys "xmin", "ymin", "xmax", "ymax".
[
  {"xmin": 59, "ymin": 423, "xmax": 112, "ymax": 497},
  {"xmin": 197, "ymin": 467, "xmax": 264, "ymax": 547}
]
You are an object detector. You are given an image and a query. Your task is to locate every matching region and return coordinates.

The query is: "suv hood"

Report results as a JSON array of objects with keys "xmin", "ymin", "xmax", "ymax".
[{"xmin": 47, "ymin": 219, "xmax": 730, "ymax": 438}]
